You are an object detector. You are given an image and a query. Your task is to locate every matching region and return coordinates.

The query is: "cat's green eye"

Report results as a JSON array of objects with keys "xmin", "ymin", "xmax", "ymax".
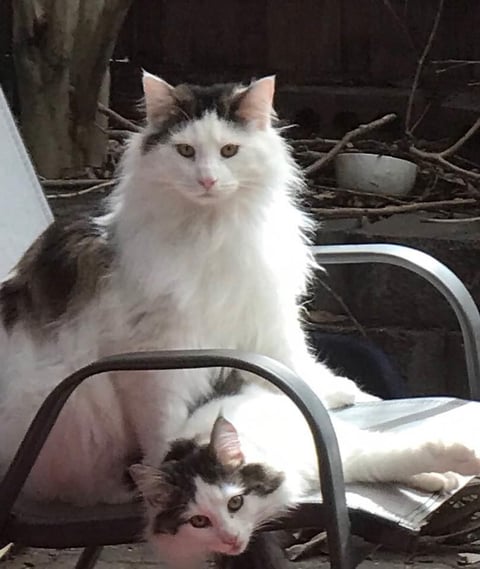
[
  {"xmin": 176, "ymin": 144, "xmax": 195, "ymax": 158},
  {"xmin": 227, "ymin": 495, "xmax": 244, "ymax": 512},
  {"xmin": 189, "ymin": 514, "xmax": 211, "ymax": 528},
  {"xmin": 220, "ymin": 144, "xmax": 239, "ymax": 158}
]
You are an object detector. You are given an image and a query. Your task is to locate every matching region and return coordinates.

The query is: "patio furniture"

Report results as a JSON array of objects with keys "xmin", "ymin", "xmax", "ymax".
[{"xmin": 1, "ymin": 86, "xmax": 479, "ymax": 569}]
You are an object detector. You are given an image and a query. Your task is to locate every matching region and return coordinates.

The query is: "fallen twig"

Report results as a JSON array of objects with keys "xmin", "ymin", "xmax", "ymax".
[
  {"xmin": 108, "ymin": 129, "xmax": 134, "ymax": 140},
  {"xmin": 433, "ymin": 59, "xmax": 480, "ymax": 74},
  {"xmin": 0, "ymin": 544, "xmax": 13, "ymax": 561},
  {"xmin": 405, "ymin": 0, "xmax": 445, "ymax": 134},
  {"xmin": 291, "ymin": 137, "xmax": 342, "ymax": 147},
  {"xmin": 309, "ymin": 198, "xmax": 476, "ymax": 219},
  {"xmin": 421, "ymin": 215, "xmax": 480, "ymax": 224},
  {"xmin": 304, "ymin": 113, "xmax": 397, "ymax": 176},
  {"xmin": 454, "ymin": 154, "xmax": 480, "ymax": 173},
  {"xmin": 41, "ymin": 178, "xmax": 112, "ymax": 188},
  {"xmin": 297, "ymin": 150, "xmax": 325, "ymax": 161},
  {"xmin": 418, "ymin": 172, "xmax": 439, "ymax": 201},
  {"xmin": 97, "ymin": 102, "xmax": 141, "ymax": 133},
  {"xmin": 410, "ymin": 146, "xmax": 480, "ymax": 181},
  {"xmin": 437, "ymin": 118, "xmax": 480, "ymax": 158},
  {"xmin": 316, "ymin": 277, "xmax": 367, "ymax": 338},
  {"xmin": 46, "ymin": 180, "xmax": 116, "ymax": 199},
  {"xmin": 409, "ymin": 118, "xmax": 480, "ymax": 181},
  {"xmin": 310, "ymin": 184, "xmax": 408, "ymax": 204}
]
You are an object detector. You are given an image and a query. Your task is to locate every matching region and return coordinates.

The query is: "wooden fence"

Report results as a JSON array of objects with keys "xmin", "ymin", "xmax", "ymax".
[
  {"xmin": 1, "ymin": 1, "xmax": 479, "ymax": 128},
  {"xmin": 112, "ymin": 0, "xmax": 480, "ymax": 86}
]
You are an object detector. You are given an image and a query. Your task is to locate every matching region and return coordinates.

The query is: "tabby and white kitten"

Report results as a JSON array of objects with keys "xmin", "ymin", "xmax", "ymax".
[
  {"xmin": 131, "ymin": 382, "xmax": 480, "ymax": 568},
  {"xmin": 0, "ymin": 73, "xmax": 372, "ymax": 505}
]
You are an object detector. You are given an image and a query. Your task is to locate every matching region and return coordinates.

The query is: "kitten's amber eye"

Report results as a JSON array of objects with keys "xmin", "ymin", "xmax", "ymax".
[
  {"xmin": 189, "ymin": 515, "xmax": 211, "ymax": 528},
  {"xmin": 176, "ymin": 144, "xmax": 195, "ymax": 158},
  {"xmin": 227, "ymin": 495, "xmax": 244, "ymax": 512},
  {"xmin": 220, "ymin": 144, "xmax": 239, "ymax": 158}
]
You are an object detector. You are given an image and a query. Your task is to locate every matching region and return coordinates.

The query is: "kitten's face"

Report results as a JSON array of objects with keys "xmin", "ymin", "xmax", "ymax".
[
  {"xmin": 150, "ymin": 472, "xmax": 256, "ymax": 557},
  {"xmin": 130, "ymin": 419, "xmax": 285, "ymax": 563},
  {"xmin": 137, "ymin": 73, "xmax": 281, "ymax": 206}
]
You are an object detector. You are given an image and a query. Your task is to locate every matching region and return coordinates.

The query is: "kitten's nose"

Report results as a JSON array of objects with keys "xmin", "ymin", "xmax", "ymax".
[
  {"xmin": 198, "ymin": 177, "xmax": 217, "ymax": 190},
  {"xmin": 221, "ymin": 533, "xmax": 239, "ymax": 546}
]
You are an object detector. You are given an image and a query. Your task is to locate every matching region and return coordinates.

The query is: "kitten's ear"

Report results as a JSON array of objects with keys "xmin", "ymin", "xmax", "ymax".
[
  {"xmin": 129, "ymin": 463, "xmax": 170, "ymax": 508},
  {"xmin": 210, "ymin": 416, "xmax": 244, "ymax": 469},
  {"xmin": 236, "ymin": 75, "xmax": 276, "ymax": 130},
  {"xmin": 142, "ymin": 70, "xmax": 175, "ymax": 123}
]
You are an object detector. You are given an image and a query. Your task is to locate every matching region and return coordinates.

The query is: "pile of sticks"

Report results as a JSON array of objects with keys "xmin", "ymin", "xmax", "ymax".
[
  {"xmin": 43, "ymin": 0, "xmax": 480, "ymax": 223},
  {"xmin": 293, "ymin": 112, "xmax": 480, "ymax": 223}
]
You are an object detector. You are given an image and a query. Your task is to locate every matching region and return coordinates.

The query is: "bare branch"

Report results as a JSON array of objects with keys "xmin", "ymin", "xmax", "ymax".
[
  {"xmin": 97, "ymin": 102, "xmax": 141, "ymax": 132},
  {"xmin": 433, "ymin": 59, "xmax": 480, "ymax": 74},
  {"xmin": 291, "ymin": 137, "xmax": 342, "ymax": 147},
  {"xmin": 421, "ymin": 216, "xmax": 480, "ymax": 224},
  {"xmin": 309, "ymin": 198, "xmax": 476, "ymax": 219},
  {"xmin": 409, "ymin": 101, "xmax": 432, "ymax": 134},
  {"xmin": 410, "ymin": 145, "xmax": 480, "ymax": 181},
  {"xmin": 438, "ymin": 117, "xmax": 480, "ymax": 157},
  {"xmin": 380, "ymin": 0, "xmax": 417, "ymax": 54},
  {"xmin": 309, "ymin": 184, "xmax": 407, "ymax": 204},
  {"xmin": 316, "ymin": 277, "xmax": 367, "ymax": 338},
  {"xmin": 432, "ymin": 59, "xmax": 480, "ymax": 65},
  {"xmin": 46, "ymin": 179, "xmax": 116, "ymax": 199},
  {"xmin": 304, "ymin": 113, "xmax": 397, "ymax": 176},
  {"xmin": 108, "ymin": 129, "xmax": 134, "ymax": 140},
  {"xmin": 41, "ymin": 178, "xmax": 113, "ymax": 187},
  {"xmin": 405, "ymin": 0, "xmax": 444, "ymax": 134}
]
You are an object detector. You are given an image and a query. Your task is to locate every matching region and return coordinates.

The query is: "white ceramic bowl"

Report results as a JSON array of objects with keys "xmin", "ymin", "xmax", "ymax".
[{"xmin": 334, "ymin": 152, "xmax": 418, "ymax": 197}]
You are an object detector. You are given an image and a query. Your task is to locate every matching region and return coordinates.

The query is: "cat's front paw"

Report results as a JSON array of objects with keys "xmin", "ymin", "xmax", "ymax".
[
  {"xmin": 408, "ymin": 472, "xmax": 459, "ymax": 493},
  {"xmin": 322, "ymin": 376, "xmax": 380, "ymax": 409},
  {"xmin": 424, "ymin": 441, "xmax": 480, "ymax": 476}
]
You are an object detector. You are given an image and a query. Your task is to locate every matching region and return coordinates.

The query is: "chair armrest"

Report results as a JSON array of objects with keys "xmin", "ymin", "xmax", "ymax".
[
  {"xmin": 0, "ymin": 349, "xmax": 354, "ymax": 569},
  {"xmin": 312, "ymin": 243, "xmax": 480, "ymax": 399}
]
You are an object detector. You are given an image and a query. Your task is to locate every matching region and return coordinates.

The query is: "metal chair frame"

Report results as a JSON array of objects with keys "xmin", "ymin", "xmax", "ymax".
[{"xmin": 0, "ymin": 244, "xmax": 479, "ymax": 569}]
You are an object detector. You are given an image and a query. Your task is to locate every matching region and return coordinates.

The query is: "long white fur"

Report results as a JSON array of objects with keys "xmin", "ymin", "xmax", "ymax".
[
  {"xmin": 145, "ymin": 382, "xmax": 480, "ymax": 567},
  {"xmin": 177, "ymin": 383, "xmax": 480, "ymax": 495},
  {"xmin": 0, "ymin": 74, "xmax": 374, "ymax": 504}
]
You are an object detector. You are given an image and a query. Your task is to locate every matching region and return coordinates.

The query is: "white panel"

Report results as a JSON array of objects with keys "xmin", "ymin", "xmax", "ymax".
[{"xmin": 0, "ymin": 88, "xmax": 53, "ymax": 280}]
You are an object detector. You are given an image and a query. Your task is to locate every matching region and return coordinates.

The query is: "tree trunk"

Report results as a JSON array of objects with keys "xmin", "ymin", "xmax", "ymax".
[{"xmin": 12, "ymin": 0, "xmax": 132, "ymax": 178}]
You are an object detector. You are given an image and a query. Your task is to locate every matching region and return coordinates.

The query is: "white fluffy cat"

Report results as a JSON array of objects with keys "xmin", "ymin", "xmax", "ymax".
[
  {"xmin": 131, "ymin": 381, "xmax": 480, "ymax": 568},
  {"xmin": 0, "ymin": 73, "xmax": 373, "ymax": 504}
]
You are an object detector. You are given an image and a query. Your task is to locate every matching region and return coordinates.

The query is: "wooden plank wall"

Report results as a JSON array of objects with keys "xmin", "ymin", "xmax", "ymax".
[
  {"xmin": 1, "ymin": 0, "xmax": 479, "ymax": 108},
  {"xmin": 112, "ymin": 0, "xmax": 480, "ymax": 86}
]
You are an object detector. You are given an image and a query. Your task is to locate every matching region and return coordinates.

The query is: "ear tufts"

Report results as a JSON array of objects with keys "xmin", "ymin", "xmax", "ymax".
[
  {"xmin": 142, "ymin": 71, "xmax": 175, "ymax": 123},
  {"xmin": 210, "ymin": 416, "xmax": 244, "ymax": 469},
  {"xmin": 129, "ymin": 463, "xmax": 169, "ymax": 508},
  {"xmin": 236, "ymin": 75, "xmax": 276, "ymax": 130}
]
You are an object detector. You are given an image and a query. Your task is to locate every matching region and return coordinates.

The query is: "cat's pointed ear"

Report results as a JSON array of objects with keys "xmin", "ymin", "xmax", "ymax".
[
  {"xmin": 210, "ymin": 416, "xmax": 244, "ymax": 469},
  {"xmin": 142, "ymin": 70, "xmax": 175, "ymax": 123},
  {"xmin": 236, "ymin": 75, "xmax": 276, "ymax": 130},
  {"xmin": 129, "ymin": 463, "xmax": 170, "ymax": 508}
]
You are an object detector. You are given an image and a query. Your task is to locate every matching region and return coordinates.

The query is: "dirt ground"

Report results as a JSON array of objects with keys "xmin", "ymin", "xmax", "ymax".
[{"xmin": 1, "ymin": 544, "xmax": 470, "ymax": 569}]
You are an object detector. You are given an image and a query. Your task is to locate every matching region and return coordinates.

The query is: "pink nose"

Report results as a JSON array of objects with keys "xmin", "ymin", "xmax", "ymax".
[
  {"xmin": 221, "ymin": 534, "xmax": 239, "ymax": 547},
  {"xmin": 198, "ymin": 177, "xmax": 217, "ymax": 190}
]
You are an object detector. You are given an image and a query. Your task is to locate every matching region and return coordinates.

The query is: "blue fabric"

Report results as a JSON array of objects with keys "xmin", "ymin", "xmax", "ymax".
[{"xmin": 308, "ymin": 332, "xmax": 408, "ymax": 399}]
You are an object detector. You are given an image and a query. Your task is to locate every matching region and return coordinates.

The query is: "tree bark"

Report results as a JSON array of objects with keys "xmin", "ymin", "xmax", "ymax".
[{"xmin": 12, "ymin": 0, "xmax": 132, "ymax": 178}]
